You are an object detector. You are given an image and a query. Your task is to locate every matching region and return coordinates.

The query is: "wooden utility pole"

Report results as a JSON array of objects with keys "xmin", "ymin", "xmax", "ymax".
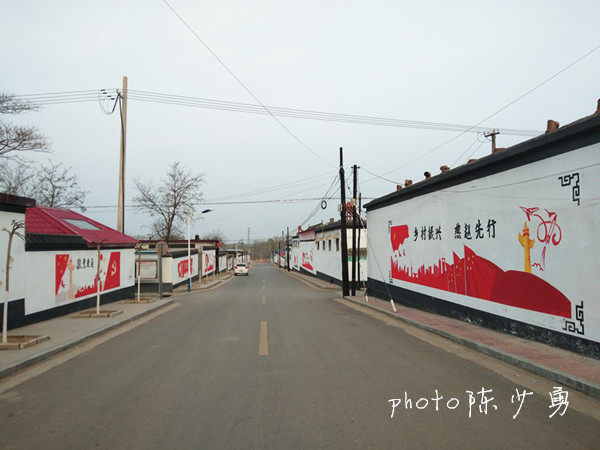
[
  {"xmin": 351, "ymin": 165, "xmax": 358, "ymax": 296},
  {"xmin": 117, "ymin": 76, "xmax": 128, "ymax": 233},
  {"xmin": 484, "ymin": 129, "xmax": 499, "ymax": 153},
  {"xmin": 339, "ymin": 148, "xmax": 350, "ymax": 296}
]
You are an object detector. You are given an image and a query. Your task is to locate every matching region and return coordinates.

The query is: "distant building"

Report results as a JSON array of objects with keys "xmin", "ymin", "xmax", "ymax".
[{"xmin": 289, "ymin": 218, "xmax": 367, "ymax": 287}]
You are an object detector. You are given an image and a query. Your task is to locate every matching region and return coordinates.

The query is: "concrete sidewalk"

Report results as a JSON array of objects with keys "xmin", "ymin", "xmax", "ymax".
[
  {"xmin": 0, "ymin": 273, "xmax": 233, "ymax": 379},
  {"xmin": 283, "ymin": 268, "xmax": 600, "ymax": 399}
]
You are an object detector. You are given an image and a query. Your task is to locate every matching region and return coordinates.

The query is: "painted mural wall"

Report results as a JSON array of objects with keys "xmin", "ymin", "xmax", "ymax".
[
  {"xmin": 26, "ymin": 249, "xmax": 136, "ymax": 315},
  {"xmin": 172, "ymin": 253, "xmax": 199, "ymax": 286},
  {"xmin": 291, "ymin": 229, "xmax": 367, "ymax": 285},
  {"xmin": 367, "ymin": 143, "xmax": 599, "ymax": 346},
  {"xmin": 203, "ymin": 249, "xmax": 216, "ymax": 276}
]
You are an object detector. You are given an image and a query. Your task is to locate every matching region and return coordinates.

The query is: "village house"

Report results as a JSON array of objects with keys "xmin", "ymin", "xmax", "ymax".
[{"xmin": 1, "ymin": 195, "xmax": 138, "ymax": 329}]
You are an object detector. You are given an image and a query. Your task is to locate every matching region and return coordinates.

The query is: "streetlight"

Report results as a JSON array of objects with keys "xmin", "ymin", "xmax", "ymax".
[{"xmin": 188, "ymin": 208, "xmax": 213, "ymax": 292}]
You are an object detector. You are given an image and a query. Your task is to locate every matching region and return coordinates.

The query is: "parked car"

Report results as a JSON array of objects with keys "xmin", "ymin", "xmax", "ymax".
[{"xmin": 234, "ymin": 263, "xmax": 249, "ymax": 276}]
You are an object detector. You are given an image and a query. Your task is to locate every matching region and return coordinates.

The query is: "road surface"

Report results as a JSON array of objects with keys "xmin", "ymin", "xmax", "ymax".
[{"xmin": 1, "ymin": 263, "xmax": 598, "ymax": 448}]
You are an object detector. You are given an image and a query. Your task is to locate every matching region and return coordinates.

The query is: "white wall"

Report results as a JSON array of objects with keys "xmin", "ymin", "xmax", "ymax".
[
  {"xmin": 368, "ymin": 143, "xmax": 599, "ymax": 345},
  {"xmin": 26, "ymin": 248, "xmax": 136, "ymax": 315},
  {"xmin": 172, "ymin": 253, "xmax": 199, "ymax": 286}
]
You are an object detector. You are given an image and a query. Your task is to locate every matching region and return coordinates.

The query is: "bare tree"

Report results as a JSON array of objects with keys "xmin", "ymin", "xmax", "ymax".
[
  {"xmin": 0, "ymin": 160, "xmax": 88, "ymax": 211},
  {"xmin": 0, "ymin": 92, "xmax": 50, "ymax": 160},
  {"xmin": 2, "ymin": 220, "xmax": 25, "ymax": 343},
  {"xmin": 201, "ymin": 229, "xmax": 226, "ymax": 243},
  {"xmin": 133, "ymin": 162, "xmax": 204, "ymax": 241},
  {"xmin": 33, "ymin": 160, "xmax": 88, "ymax": 210},
  {"xmin": 0, "ymin": 163, "xmax": 35, "ymax": 197}
]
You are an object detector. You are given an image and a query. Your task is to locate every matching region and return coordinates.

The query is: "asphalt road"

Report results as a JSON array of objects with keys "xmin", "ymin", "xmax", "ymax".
[{"xmin": 1, "ymin": 263, "xmax": 599, "ymax": 449}]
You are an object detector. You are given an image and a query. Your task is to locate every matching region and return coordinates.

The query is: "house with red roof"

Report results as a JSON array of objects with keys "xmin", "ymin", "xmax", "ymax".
[
  {"xmin": 1, "ymin": 195, "xmax": 138, "ymax": 329},
  {"xmin": 26, "ymin": 205, "xmax": 138, "ymax": 249}
]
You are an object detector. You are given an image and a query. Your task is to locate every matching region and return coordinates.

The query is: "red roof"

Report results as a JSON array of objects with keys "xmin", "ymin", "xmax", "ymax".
[{"xmin": 26, "ymin": 206, "xmax": 138, "ymax": 248}]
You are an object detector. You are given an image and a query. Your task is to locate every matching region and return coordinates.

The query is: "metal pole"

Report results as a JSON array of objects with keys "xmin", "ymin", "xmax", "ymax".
[
  {"xmin": 137, "ymin": 244, "xmax": 141, "ymax": 301},
  {"xmin": 158, "ymin": 252, "xmax": 163, "ymax": 299},
  {"xmin": 96, "ymin": 243, "xmax": 101, "ymax": 314},
  {"xmin": 351, "ymin": 164, "xmax": 358, "ymax": 296},
  {"xmin": 187, "ymin": 213, "xmax": 191, "ymax": 292},
  {"xmin": 339, "ymin": 147, "xmax": 350, "ymax": 296}
]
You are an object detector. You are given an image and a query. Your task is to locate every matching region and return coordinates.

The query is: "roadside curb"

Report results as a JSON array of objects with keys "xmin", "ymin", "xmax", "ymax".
[
  {"xmin": 343, "ymin": 295, "xmax": 600, "ymax": 399},
  {"xmin": 0, "ymin": 299, "xmax": 174, "ymax": 380},
  {"xmin": 281, "ymin": 267, "xmax": 342, "ymax": 291}
]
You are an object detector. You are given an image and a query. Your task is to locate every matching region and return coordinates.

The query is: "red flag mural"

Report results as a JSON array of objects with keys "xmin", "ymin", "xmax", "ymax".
[
  {"xmin": 103, "ymin": 251, "xmax": 120, "ymax": 290},
  {"xmin": 55, "ymin": 252, "xmax": 121, "ymax": 301},
  {"xmin": 391, "ymin": 225, "xmax": 410, "ymax": 251},
  {"xmin": 390, "ymin": 228, "xmax": 572, "ymax": 318},
  {"xmin": 55, "ymin": 254, "xmax": 70, "ymax": 295},
  {"xmin": 453, "ymin": 252, "xmax": 466, "ymax": 295},
  {"xmin": 464, "ymin": 246, "xmax": 498, "ymax": 300}
]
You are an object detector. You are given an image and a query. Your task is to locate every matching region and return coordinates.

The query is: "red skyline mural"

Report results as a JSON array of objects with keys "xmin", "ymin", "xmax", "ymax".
[{"xmin": 389, "ymin": 225, "xmax": 572, "ymax": 318}]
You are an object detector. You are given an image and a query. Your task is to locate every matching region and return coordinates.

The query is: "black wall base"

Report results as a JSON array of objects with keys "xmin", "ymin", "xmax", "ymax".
[{"xmin": 367, "ymin": 277, "xmax": 600, "ymax": 359}]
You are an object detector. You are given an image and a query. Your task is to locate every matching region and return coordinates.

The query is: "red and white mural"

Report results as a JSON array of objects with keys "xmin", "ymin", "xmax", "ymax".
[
  {"xmin": 369, "ymin": 144, "xmax": 599, "ymax": 345},
  {"xmin": 55, "ymin": 251, "xmax": 121, "ymax": 302},
  {"xmin": 25, "ymin": 249, "xmax": 135, "ymax": 315},
  {"xmin": 172, "ymin": 253, "xmax": 198, "ymax": 286},
  {"xmin": 203, "ymin": 250, "xmax": 216, "ymax": 276}
]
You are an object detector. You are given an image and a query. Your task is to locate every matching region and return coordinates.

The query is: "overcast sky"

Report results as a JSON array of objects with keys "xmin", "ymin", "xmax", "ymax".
[{"xmin": 2, "ymin": 1, "xmax": 599, "ymax": 244}]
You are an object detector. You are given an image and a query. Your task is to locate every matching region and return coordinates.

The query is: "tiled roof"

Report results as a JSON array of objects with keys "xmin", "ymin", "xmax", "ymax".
[{"xmin": 25, "ymin": 206, "xmax": 138, "ymax": 248}]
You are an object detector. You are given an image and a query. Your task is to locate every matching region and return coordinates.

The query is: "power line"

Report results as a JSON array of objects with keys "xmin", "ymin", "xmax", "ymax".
[
  {"xmin": 16, "ymin": 89, "xmax": 542, "ymax": 137},
  {"xmin": 161, "ymin": 0, "xmax": 333, "ymax": 167},
  {"xmin": 362, "ymin": 42, "xmax": 600, "ymax": 183}
]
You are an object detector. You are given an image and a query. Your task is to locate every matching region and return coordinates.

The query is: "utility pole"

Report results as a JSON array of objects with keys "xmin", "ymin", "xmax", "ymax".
[
  {"xmin": 484, "ymin": 129, "xmax": 499, "ymax": 153},
  {"xmin": 357, "ymin": 193, "xmax": 362, "ymax": 289},
  {"xmin": 339, "ymin": 147, "xmax": 350, "ymax": 296},
  {"xmin": 117, "ymin": 76, "xmax": 128, "ymax": 233},
  {"xmin": 351, "ymin": 165, "xmax": 358, "ymax": 296},
  {"xmin": 286, "ymin": 227, "xmax": 290, "ymax": 272}
]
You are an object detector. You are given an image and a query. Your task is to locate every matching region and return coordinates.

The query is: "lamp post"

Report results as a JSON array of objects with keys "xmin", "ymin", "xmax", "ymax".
[{"xmin": 188, "ymin": 208, "xmax": 213, "ymax": 292}]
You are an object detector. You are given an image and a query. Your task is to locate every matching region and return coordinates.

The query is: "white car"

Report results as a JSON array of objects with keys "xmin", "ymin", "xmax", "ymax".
[{"xmin": 234, "ymin": 263, "xmax": 249, "ymax": 276}]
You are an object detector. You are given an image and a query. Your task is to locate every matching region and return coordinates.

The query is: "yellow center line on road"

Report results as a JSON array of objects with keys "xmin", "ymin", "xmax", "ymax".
[
  {"xmin": 261, "ymin": 295, "xmax": 266, "ymax": 305},
  {"xmin": 259, "ymin": 321, "xmax": 268, "ymax": 356}
]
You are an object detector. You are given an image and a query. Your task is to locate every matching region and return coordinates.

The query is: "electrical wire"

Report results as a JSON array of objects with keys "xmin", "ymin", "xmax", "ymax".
[
  {"xmin": 16, "ymin": 89, "xmax": 542, "ymax": 136},
  {"xmin": 299, "ymin": 175, "xmax": 340, "ymax": 228},
  {"xmin": 161, "ymin": 0, "xmax": 333, "ymax": 167},
  {"xmin": 362, "ymin": 42, "xmax": 600, "ymax": 184}
]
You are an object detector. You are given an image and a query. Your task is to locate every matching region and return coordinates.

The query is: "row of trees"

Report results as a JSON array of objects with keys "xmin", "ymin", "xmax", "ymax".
[{"xmin": 0, "ymin": 93, "xmax": 88, "ymax": 210}]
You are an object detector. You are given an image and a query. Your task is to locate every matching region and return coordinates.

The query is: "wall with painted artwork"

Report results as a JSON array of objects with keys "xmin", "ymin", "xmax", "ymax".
[
  {"xmin": 26, "ymin": 249, "xmax": 136, "ymax": 315},
  {"xmin": 172, "ymin": 252, "xmax": 199, "ymax": 287},
  {"xmin": 366, "ymin": 114, "xmax": 600, "ymax": 356}
]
